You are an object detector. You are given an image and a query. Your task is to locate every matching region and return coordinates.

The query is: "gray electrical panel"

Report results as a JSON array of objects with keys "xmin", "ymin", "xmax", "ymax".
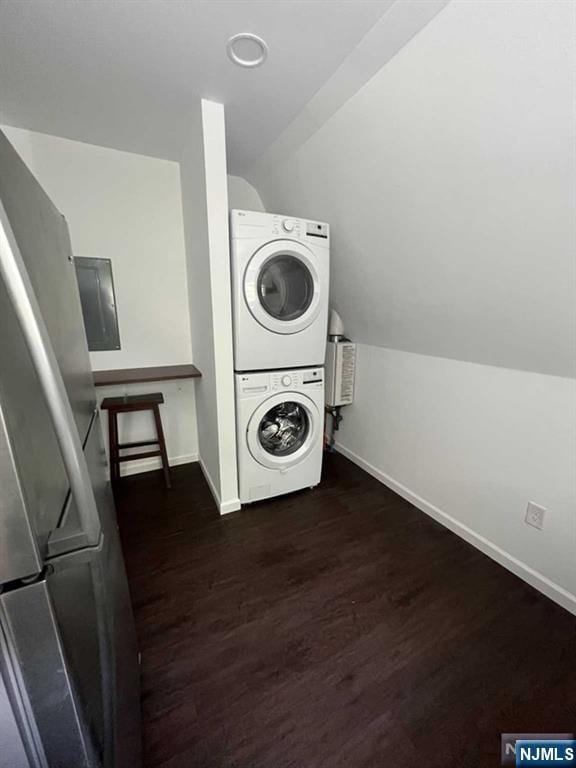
[{"xmin": 75, "ymin": 257, "xmax": 120, "ymax": 351}]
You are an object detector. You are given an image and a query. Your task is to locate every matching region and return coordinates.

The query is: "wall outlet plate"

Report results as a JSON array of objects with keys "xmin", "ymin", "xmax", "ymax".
[{"xmin": 525, "ymin": 501, "xmax": 546, "ymax": 530}]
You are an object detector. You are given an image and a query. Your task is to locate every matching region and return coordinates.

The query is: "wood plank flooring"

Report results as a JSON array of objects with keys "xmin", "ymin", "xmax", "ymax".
[{"xmin": 116, "ymin": 453, "xmax": 576, "ymax": 768}]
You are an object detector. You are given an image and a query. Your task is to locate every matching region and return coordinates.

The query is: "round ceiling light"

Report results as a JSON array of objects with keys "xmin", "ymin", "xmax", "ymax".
[{"xmin": 227, "ymin": 33, "xmax": 268, "ymax": 68}]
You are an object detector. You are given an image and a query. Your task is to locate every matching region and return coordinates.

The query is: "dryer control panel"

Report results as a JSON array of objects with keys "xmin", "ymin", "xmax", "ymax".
[{"xmin": 230, "ymin": 210, "xmax": 329, "ymax": 249}]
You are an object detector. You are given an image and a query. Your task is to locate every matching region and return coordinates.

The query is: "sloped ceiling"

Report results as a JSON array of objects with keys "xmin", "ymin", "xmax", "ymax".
[
  {"xmin": 0, "ymin": 0, "xmax": 392, "ymax": 174},
  {"xmin": 249, "ymin": 0, "xmax": 575, "ymax": 378}
]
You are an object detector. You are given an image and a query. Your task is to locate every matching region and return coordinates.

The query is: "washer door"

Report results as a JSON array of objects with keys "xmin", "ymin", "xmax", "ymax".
[
  {"xmin": 247, "ymin": 392, "xmax": 320, "ymax": 470},
  {"xmin": 244, "ymin": 240, "xmax": 321, "ymax": 334}
]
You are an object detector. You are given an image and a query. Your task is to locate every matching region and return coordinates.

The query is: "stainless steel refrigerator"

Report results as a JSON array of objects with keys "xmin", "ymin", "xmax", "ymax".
[{"xmin": 0, "ymin": 130, "xmax": 141, "ymax": 767}]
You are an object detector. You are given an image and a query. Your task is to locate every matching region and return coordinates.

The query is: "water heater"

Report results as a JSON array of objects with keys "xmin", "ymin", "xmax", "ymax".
[{"xmin": 325, "ymin": 341, "xmax": 356, "ymax": 407}]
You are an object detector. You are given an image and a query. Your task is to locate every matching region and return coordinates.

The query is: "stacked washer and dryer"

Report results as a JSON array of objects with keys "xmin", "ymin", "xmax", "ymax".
[{"xmin": 230, "ymin": 210, "xmax": 330, "ymax": 504}]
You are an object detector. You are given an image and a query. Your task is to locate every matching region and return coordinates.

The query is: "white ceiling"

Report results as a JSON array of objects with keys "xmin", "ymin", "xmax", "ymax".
[{"xmin": 0, "ymin": 0, "xmax": 393, "ymax": 175}]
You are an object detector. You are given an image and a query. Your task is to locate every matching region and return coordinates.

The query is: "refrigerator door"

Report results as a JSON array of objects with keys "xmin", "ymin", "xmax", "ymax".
[
  {"xmin": 0, "ymin": 402, "xmax": 43, "ymax": 584},
  {"xmin": 48, "ymin": 411, "xmax": 108, "ymax": 557},
  {"xmin": 0, "ymin": 133, "xmax": 101, "ymax": 580},
  {"xmin": 0, "ymin": 620, "xmax": 46, "ymax": 768},
  {"xmin": 48, "ymin": 412, "xmax": 142, "ymax": 767},
  {"xmin": 0, "ymin": 579, "xmax": 101, "ymax": 768},
  {"xmin": 0, "ymin": 270, "xmax": 69, "ymax": 570},
  {"xmin": 0, "ymin": 130, "xmax": 95, "ymax": 442},
  {"xmin": 0, "ymin": 519, "xmax": 141, "ymax": 768}
]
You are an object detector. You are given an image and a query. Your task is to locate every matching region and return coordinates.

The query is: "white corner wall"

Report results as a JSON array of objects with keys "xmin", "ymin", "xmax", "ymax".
[
  {"xmin": 180, "ymin": 100, "xmax": 239, "ymax": 514},
  {"xmin": 248, "ymin": 1, "xmax": 576, "ymax": 612},
  {"xmin": 2, "ymin": 126, "xmax": 198, "ymax": 475},
  {"xmin": 227, "ymin": 175, "xmax": 264, "ymax": 212}
]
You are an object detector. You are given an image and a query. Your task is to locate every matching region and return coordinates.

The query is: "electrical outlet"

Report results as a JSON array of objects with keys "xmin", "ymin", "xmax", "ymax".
[{"xmin": 525, "ymin": 501, "xmax": 546, "ymax": 530}]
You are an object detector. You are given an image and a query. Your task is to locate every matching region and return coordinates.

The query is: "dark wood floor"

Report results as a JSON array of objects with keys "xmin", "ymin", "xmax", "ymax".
[{"xmin": 116, "ymin": 453, "xmax": 576, "ymax": 768}]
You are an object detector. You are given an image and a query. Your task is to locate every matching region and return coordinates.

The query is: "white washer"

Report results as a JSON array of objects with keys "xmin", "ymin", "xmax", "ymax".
[
  {"xmin": 235, "ymin": 367, "xmax": 324, "ymax": 503},
  {"xmin": 230, "ymin": 210, "xmax": 330, "ymax": 371}
]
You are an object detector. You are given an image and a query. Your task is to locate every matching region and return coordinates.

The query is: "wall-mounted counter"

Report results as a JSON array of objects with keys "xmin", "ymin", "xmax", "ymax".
[{"xmin": 93, "ymin": 364, "xmax": 201, "ymax": 387}]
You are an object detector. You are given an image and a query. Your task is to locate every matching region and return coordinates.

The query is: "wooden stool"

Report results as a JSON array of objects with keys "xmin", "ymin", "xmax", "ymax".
[{"xmin": 101, "ymin": 392, "xmax": 171, "ymax": 488}]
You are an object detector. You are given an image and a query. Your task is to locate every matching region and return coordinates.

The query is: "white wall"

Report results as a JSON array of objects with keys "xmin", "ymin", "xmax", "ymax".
[
  {"xmin": 251, "ymin": 1, "xmax": 575, "ymax": 380},
  {"xmin": 3, "ymin": 126, "xmax": 198, "ymax": 474},
  {"xmin": 337, "ymin": 346, "xmax": 576, "ymax": 613},
  {"xmin": 180, "ymin": 100, "xmax": 239, "ymax": 514},
  {"xmin": 227, "ymin": 174, "xmax": 264, "ymax": 212},
  {"xmin": 248, "ymin": 1, "xmax": 576, "ymax": 611}
]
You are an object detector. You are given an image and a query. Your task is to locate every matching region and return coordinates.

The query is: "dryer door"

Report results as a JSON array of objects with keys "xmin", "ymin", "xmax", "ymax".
[
  {"xmin": 247, "ymin": 392, "xmax": 321, "ymax": 470},
  {"xmin": 244, "ymin": 240, "xmax": 321, "ymax": 334}
]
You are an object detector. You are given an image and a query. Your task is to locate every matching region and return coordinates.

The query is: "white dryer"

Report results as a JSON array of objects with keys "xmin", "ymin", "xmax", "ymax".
[
  {"xmin": 235, "ymin": 367, "xmax": 324, "ymax": 503},
  {"xmin": 230, "ymin": 210, "xmax": 330, "ymax": 371}
]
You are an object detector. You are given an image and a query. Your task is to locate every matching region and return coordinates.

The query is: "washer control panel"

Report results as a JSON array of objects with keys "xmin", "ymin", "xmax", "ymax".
[
  {"xmin": 238, "ymin": 368, "xmax": 324, "ymax": 397},
  {"xmin": 270, "ymin": 368, "xmax": 323, "ymax": 391}
]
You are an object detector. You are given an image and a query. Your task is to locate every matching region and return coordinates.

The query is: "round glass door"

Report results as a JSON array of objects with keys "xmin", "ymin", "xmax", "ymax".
[
  {"xmin": 243, "ymin": 241, "xmax": 321, "ymax": 335},
  {"xmin": 258, "ymin": 255, "xmax": 314, "ymax": 322},
  {"xmin": 258, "ymin": 401, "xmax": 310, "ymax": 456}
]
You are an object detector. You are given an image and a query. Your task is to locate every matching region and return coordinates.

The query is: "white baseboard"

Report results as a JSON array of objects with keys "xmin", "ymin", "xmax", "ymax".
[
  {"xmin": 199, "ymin": 457, "xmax": 241, "ymax": 516},
  {"xmin": 335, "ymin": 441, "xmax": 576, "ymax": 617},
  {"xmin": 220, "ymin": 497, "xmax": 242, "ymax": 515},
  {"xmin": 119, "ymin": 452, "xmax": 198, "ymax": 478}
]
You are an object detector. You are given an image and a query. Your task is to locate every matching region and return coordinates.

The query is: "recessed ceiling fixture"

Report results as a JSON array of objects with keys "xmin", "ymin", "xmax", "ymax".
[{"xmin": 227, "ymin": 33, "xmax": 268, "ymax": 68}]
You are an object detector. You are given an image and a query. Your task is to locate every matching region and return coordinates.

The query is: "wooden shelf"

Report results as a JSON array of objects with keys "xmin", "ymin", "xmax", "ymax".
[{"xmin": 93, "ymin": 364, "xmax": 201, "ymax": 387}]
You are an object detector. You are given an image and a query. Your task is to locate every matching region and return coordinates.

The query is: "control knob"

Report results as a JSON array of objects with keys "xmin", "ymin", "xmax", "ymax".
[
  {"xmin": 282, "ymin": 219, "xmax": 295, "ymax": 232},
  {"xmin": 281, "ymin": 375, "xmax": 292, "ymax": 387}
]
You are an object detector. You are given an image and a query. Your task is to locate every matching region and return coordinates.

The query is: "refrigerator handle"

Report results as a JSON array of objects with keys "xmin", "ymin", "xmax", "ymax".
[{"xmin": 0, "ymin": 201, "xmax": 101, "ymax": 546}]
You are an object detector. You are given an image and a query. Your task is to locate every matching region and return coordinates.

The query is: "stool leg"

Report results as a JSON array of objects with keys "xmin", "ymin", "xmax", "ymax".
[
  {"xmin": 108, "ymin": 410, "xmax": 120, "ymax": 486},
  {"xmin": 153, "ymin": 404, "xmax": 171, "ymax": 489}
]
